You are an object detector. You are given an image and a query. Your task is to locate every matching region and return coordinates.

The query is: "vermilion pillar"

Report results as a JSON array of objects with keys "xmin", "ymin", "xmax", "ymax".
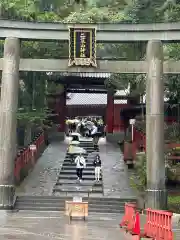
[{"xmin": 106, "ymin": 89, "xmax": 114, "ymax": 133}]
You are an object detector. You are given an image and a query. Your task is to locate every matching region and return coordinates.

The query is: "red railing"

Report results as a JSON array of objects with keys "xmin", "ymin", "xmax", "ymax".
[
  {"xmin": 132, "ymin": 127, "xmax": 180, "ymax": 161},
  {"xmin": 120, "ymin": 203, "xmax": 173, "ymax": 240},
  {"xmin": 14, "ymin": 132, "xmax": 45, "ymax": 183}
]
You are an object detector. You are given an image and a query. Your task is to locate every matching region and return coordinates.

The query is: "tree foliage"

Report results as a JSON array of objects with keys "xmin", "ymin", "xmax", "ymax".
[{"xmin": 0, "ymin": 0, "xmax": 180, "ymax": 111}]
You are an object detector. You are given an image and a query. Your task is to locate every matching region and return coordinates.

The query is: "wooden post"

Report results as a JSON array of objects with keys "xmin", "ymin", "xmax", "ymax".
[
  {"xmin": 58, "ymin": 90, "xmax": 66, "ymax": 133},
  {"xmin": 146, "ymin": 40, "xmax": 167, "ymax": 209},
  {"xmin": 106, "ymin": 89, "xmax": 114, "ymax": 133},
  {"xmin": 0, "ymin": 38, "xmax": 20, "ymax": 209}
]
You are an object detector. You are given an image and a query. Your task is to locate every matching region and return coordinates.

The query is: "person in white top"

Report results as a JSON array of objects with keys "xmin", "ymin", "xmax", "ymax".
[
  {"xmin": 74, "ymin": 153, "xmax": 86, "ymax": 182},
  {"xmin": 91, "ymin": 123, "xmax": 99, "ymax": 149}
]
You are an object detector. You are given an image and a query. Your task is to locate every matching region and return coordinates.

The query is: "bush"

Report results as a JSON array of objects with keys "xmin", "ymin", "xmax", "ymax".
[
  {"xmin": 168, "ymin": 196, "xmax": 180, "ymax": 213},
  {"xmin": 130, "ymin": 152, "xmax": 146, "ymax": 192}
]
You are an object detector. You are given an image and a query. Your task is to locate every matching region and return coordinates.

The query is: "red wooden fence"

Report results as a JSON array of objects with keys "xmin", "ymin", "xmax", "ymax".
[{"xmin": 14, "ymin": 132, "xmax": 45, "ymax": 183}]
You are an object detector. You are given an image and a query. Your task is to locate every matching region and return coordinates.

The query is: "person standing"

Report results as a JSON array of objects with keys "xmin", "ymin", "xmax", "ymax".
[
  {"xmin": 93, "ymin": 155, "xmax": 101, "ymax": 181},
  {"xmin": 91, "ymin": 123, "xmax": 98, "ymax": 149},
  {"xmin": 75, "ymin": 153, "xmax": 86, "ymax": 182},
  {"xmin": 68, "ymin": 143, "xmax": 76, "ymax": 163}
]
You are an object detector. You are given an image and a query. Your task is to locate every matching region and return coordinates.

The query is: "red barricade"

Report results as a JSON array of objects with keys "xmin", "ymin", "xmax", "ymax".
[
  {"xmin": 143, "ymin": 208, "xmax": 173, "ymax": 240},
  {"xmin": 120, "ymin": 203, "xmax": 173, "ymax": 240},
  {"xmin": 120, "ymin": 203, "xmax": 136, "ymax": 228}
]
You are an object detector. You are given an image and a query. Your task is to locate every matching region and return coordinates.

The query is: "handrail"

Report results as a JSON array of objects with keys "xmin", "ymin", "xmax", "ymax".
[{"xmin": 14, "ymin": 131, "xmax": 45, "ymax": 183}]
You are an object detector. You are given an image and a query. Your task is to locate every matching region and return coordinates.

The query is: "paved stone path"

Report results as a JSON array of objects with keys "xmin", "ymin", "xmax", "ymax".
[
  {"xmin": 99, "ymin": 138, "xmax": 136, "ymax": 198},
  {"xmin": 0, "ymin": 211, "xmax": 134, "ymax": 240},
  {"xmin": 16, "ymin": 137, "xmax": 135, "ymax": 199},
  {"xmin": 16, "ymin": 141, "xmax": 68, "ymax": 196}
]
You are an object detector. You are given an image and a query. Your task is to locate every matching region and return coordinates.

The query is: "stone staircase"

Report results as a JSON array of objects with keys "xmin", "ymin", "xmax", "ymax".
[
  {"xmin": 52, "ymin": 139, "xmax": 103, "ymax": 196},
  {"xmin": 14, "ymin": 138, "xmax": 138, "ymax": 213},
  {"xmin": 14, "ymin": 195, "xmax": 137, "ymax": 213}
]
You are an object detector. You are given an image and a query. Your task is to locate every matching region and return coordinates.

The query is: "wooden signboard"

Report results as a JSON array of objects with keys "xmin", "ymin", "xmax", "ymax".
[
  {"xmin": 65, "ymin": 200, "xmax": 88, "ymax": 221},
  {"xmin": 30, "ymin": 144, "xmax": 37, "ymax": 151},
  {"xmin": 68, "ymin": 26, "xmax": 97, "ymax": 67}
]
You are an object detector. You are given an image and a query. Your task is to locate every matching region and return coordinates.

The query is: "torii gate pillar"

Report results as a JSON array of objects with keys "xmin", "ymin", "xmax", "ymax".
[
  {"xmin": 146, "ymin": 40, "xmax": 167, "ymax": 209},
  {"xmin": 0, "ymin": 38, "xmax": 20, "ymax": 209}
]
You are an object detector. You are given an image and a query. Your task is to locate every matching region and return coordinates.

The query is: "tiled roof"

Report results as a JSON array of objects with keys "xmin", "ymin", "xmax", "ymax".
[
  {"xmin": 66, "ymin": 93, "xmax": 127, "ymax": 105},
  {"xmin": 49, "ymin": 72, "xmax": 111, "ymax": 78}
]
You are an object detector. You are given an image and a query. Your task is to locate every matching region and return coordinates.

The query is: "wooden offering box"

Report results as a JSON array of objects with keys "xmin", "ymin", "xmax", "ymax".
[{"xmin": 65, "ymin": 201, "xmax": 88, "ymax": 221}]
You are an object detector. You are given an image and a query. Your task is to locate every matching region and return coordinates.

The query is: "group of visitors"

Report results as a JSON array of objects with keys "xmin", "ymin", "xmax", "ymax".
[
  {"xmin": 66, "ymin": 115, "xmax": 103, "ymax": 182},
  {"xmin": 66, "ymin": 116, "xmax": 105, "ymax": 138},
  {"xmin": 74, "ymin": 153, "xmax": 101, "ymax": 182}
]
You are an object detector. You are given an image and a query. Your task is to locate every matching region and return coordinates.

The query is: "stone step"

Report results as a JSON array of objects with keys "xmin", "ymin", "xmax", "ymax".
[
  {"xmin": 15, "ymin": 202, "xmax": 122, "ymax": 210},
  {"xmin": 79, "ymin": 147, "xmax": 99, "ymax": 151},
  {"xmin": 15, "ymin": 201, "xmax": 123, "ymax": 209},
  {"xmin": 54, "ymin": 183, "xmax": 102, "ymax": 189},
  {"xmin": 62, "ymin": 166, "xmax": 95, "ymax": 171},
  {"xmin": 67, "ymin": 146, "xmax": 96, "ymax": 149},
  {"xmin": 14, "ymin": 205, "xmax": 124, "ymax": 213},
  {"xmin": 14, "ymin": 195, "xmax": 130, "ymax": 213},
  {"xmin": 63, "ymin": 161, "xmax": 94, "ymax": 165},
  {"xmin": 15, "ymin": 196, "xmax": 137, "ymax": 204},
  {"xmin": 66, "ymin": 154, "xmax": 94, "ymax": 158},
  {"xmin": 55, "ymin": 180, "xmax": 102, "ymax": 186},
  {"xmin": 65, "ymin": 152, "xmax": 99, "ymax": 156},
  {"xmin": 78, "ymin": 145, "xmax": 95, "ymax": 148},
  {"xmin": 79, "ymin": 145, "xmax": 94, "ymax": 147},
  {"xmin": 79, "ymin": 147, "xmax": 96, "ymax": 150},
  {"xmin": 66, "ymin": 151, "xmax": 95, "ymax": 155},
  {"xmin": 53, "ymin": 187, "xmax": 103, "ymax": 194},
  {"xmin": 66, "ymin": 153, "xmax": 88, "ymax": 156},
  {"xmin": 58, "ymin": 175, "xmax": 102, "ymax": 180},
  {"xmin": 62, "ymin": 163, "xmax": 94, "ymax": 167},
  {"xmin": 60, "ymin": 170, "xmax": 97, "ymax": 175},
  {"xmin": 64, "ymin": 157, "xmax": 96, "ymax": 162},
  {"xmin": 54, "ymin": 193, "xmax": 103, "ymax": 197}
]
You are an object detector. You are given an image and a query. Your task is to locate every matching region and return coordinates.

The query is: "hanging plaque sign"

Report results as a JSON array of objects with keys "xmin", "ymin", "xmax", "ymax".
[{"xmin": 68, "ymin": 27, "xmax": 97, "ymax": 67}]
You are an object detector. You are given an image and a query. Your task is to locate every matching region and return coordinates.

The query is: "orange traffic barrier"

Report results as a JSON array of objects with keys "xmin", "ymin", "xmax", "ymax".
[
  {"xmin": 125, "ymin": 211, "xmax": 141, "ymax": 240},
  {"xmin": 142, "ymin": 208, "xmax": 173, "ymax": 240},
  {"xmin": 120, "ymin": 203, "xmax": 136, "ymax": 228}
]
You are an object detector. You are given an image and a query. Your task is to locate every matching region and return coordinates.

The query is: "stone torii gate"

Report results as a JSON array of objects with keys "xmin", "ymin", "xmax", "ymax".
[{"xmin": 0, "ymin": 20, "xmax": 179, "ymax": 210}]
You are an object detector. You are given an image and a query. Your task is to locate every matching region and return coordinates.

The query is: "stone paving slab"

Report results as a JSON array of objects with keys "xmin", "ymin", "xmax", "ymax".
[
  {"xmin": 0, "ymin": 211, "xmax": 134, "ymax": 240},
  {"xmin": 98, "ymin": 139, "xmax": 136, "ymax": 198},
  {"xmin": 16, "ymin": 141, "xmax": 68, "ymax": 196}
]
